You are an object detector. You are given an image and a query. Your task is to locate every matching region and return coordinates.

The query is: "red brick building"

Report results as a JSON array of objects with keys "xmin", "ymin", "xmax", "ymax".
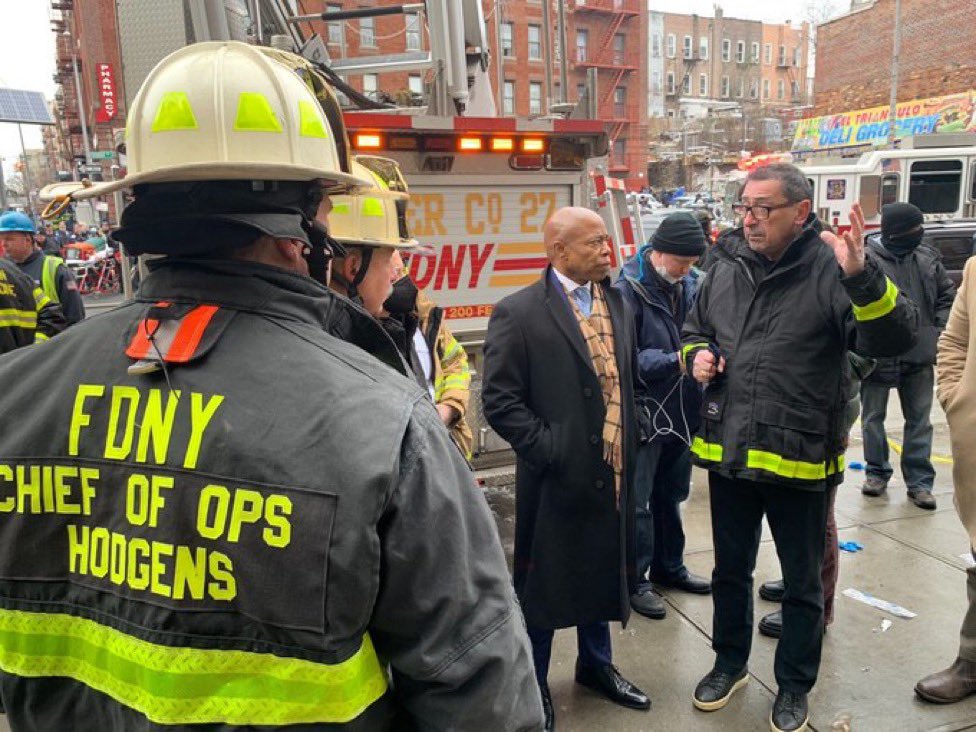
[
  {"xmin": 298, "ymin": 0, "xmax": 648, "ymax": 185},
  {"xmin": 814, "ymin": 0, "xmax": 976, "ymax": 115},
  {"xmin": 49, "ymin": 0, "xmax": 127, "ymax": 179}
]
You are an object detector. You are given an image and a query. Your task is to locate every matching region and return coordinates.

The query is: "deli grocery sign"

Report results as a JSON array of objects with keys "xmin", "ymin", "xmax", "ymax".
[
  {"xmin": 792, "ymin": 91, "xmax": 976, "ymax": 152},
  {"xmin": 94, "ymin": 63, "xmax": 117, "ymax": 123}
]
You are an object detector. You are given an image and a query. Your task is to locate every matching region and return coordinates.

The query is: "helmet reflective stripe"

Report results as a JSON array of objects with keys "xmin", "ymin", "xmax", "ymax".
[
  {"xmin": 298, "ymin": 100, "xmax": 329, "ymax": 139},
  {"xmin": 151, "ymin": 92, "xmax": 198, "ymax": 132},
  {"xmin": 233, "ymin": 93, "xmax": 283, "ymax": 133},
  {"xmin": 327, "ymin": 157, "xmax": 417, "ymax": 250}
]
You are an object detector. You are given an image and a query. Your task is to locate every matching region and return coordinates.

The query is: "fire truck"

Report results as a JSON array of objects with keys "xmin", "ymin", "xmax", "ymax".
[{"xmin": 46, "ymin": 0, "xmax": 640, "ymax": 466}]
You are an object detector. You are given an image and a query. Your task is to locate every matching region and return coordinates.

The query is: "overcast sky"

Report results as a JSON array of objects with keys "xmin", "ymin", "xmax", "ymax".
[{"xmin": 0, "ymin": 0, "xmax": 847, "ymax": 181}]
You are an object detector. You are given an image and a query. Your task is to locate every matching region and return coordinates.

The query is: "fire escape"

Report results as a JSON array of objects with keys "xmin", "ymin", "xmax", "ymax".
[
  {"xmin": 571, "ymin": 0, "xmax": 640, "ymax": 172},
  {"xmin": 50, "ymin": 1, "xmax": 81, "ymax": 172}
]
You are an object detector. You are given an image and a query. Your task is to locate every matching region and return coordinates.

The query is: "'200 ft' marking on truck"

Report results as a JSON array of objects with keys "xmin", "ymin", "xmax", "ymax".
[{"xmin": 406, "ymin": 192, "xmax": 557, "ymax": 291}]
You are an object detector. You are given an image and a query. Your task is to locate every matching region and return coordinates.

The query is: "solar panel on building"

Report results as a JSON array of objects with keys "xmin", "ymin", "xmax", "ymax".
[{"xmin": 0, "ymin": 88, "xmax": 55, "ymax": 125}]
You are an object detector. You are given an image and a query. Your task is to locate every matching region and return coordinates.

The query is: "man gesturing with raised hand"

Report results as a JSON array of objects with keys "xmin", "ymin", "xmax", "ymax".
[{"xmin": 681, "ymin": 163, "xmax": 917, "ymax": 732}]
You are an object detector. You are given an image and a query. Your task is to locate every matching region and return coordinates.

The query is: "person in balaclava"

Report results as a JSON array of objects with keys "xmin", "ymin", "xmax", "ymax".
[{"xmin": 859, "ymin": 202, "xmax": 956, "ymax": 509}]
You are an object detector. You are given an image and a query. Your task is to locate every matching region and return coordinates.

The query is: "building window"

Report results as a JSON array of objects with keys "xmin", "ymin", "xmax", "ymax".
[
  {"xmin": 736, "ymin": 40, "xmax": 745, "ymax": 63},
  {"xmin": 794, "ymin": 47, "xmax": 802, "ymax": 67},
  {"xmin": 666, "ymin": 71, "xmax": 675, "ymax": 94},
  {"xmin": 529, "ymin": 81, "xmax": 542, "ymax": 114},
  {"xmin": 777, "ymin": 79, "xmax": 785, "ymax": 100},
  {"xmin": 699, "ymin": 36, "xmax": 708, "ymax": 60},
  {"xmin": 791, "ymin": 80, "xmax": 801, "ymax": 100},
  {"xmin": 577, "ymin": 82, "xmax": 586, "ymax": 101},
  {"xmin": 363, "ymin": 73, "xmax": 378, "ymax": 99},
  {"xmin": 751, "ymin": 42, "xmax": 760, "ymax": 63},
  {"xmin": 614, "ymin": 86, "xmax": 626, "ymax": 118},
  {"xmin": 651, "ymin": 70, "xmax": 662, "ymax": 93},
  {"xmin": 762, "ymin": 79, "xmax": 770, "ymax": 99},
  {"xmin": 408, "ymin": 74, "xmax": 423, "ymax": 95},
  {"xmin": 683, "ymin": 35, "xmax": 693, "ymax": 59},
  {"xmin": 528, "ymin": 25, "xmax": 542, "ymax": 60},
  {"xmin": 576, "ymin": 28, "xmax": 588, "ymax": 62},
  {"xmin": 360, "ymin": 16, "xmax": 375, "ymax": 47},
  {"xmin": 682, "ymin": 73, "xmax": 691, "ymax": 95},
  {"xmin": 651, "ymin": 32, "xmax": 661, "ymax": 58},
  {"xmin": 778, "ymin": 45, "xmax": 787, "ymax": 65},
  {"xmin": 749, "ymin": 78, "xmax": 759, "ymax": 99},
  {"xmin": 613, "ymin": 33, "xmax": 625, "ymax": 64},
  {"xmin": 501, "ymin": 22, "xmax": 514, "ymax": 56},
  {"xmin": 721, "ymin": 75, "xmax": 730, "ymax": 98},
  {"xmin": 405, "ymin": 13, "xmax": 421, "ymax": 50},
  {"xmin": 736, "ymin": 77, "xmax": 744, "ymax": 98},
  {"xmin": 327, "ymin": 4, "xmax": 343, "ymax": 45},
  {"xmin": 666, "ymin": 33, "xmax": 676, "ymax": 58},
  {"xmin": 612, "ymin": 138, "xmax": 626, "ymax": 167},
  {"xmin": 722, "ymin": 38, "xmax": 731, "ymax": 62},
  {"xmin": 699, "ymin": 73, "xmax": 708, "ymax": 97},
  {"xmin": 764, "ymin": 43, "xmax": 772, "ymax": 64},
  {"xmin": 503, "ymin": 80, "xmax": 515, "ymax": 114}
]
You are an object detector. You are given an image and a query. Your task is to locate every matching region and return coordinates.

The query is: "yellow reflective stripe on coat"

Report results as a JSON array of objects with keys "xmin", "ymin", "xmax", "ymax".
[
  {"xmin": 32, "ymin": 287, "xmax": 51, "ymax": 311},
  {"xmin": 691, "ymin": 437, "xmax": 723, "ymax": 462},
  {"xmin": 41, "ymin": 256, "xmax": 63, "ymax": 305},
  {"xmin": 746, "ymin": 450, "xmax": 846, "ymax": 481},
  {"xmin": 0, "ymin": 609, "xmax": 388, "ymax": 726},
  {"xmin": 0, "ymin": 308, "xmax": 37, "ymax": 329},
  {"xmin": 34, "ymin": 332, "xmax": 49, "ymax": 342},
  {"xmin": 852, "ymin": 277, "xmax": 898, "ymax": 322},
  {"xmin": 682, "ymin": 342, "xmax": 709, "ymax": 361}
]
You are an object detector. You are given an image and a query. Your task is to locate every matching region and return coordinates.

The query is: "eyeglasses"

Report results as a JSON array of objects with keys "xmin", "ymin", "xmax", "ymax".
[
  {"xmin": 731, "ymin": 202, "xmax": 795, "ymax": 221},
  {"xmin": 576, "ymin": 234, "xmax": 612, "ymax": 249}
]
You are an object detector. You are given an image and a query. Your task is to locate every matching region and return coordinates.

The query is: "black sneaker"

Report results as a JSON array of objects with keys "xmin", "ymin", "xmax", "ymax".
[
  {"xmin": 770, "ymin": 689, "xmax": 808, "ymax": 731},
  {"xmin": 693, "ymin": 667, "xmax": 749, "ymax": 711}
]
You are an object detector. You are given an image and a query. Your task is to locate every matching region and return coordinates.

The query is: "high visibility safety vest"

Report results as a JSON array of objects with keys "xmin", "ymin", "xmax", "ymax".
[{"xmin": 41, "ymin": 255, "xmax": 64, "ymax": 304}]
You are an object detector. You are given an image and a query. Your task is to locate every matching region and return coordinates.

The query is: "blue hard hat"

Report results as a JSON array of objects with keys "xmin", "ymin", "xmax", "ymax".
[{"xmin": 0, "ymin": 211, "xmax": 35, "ymax": 234}]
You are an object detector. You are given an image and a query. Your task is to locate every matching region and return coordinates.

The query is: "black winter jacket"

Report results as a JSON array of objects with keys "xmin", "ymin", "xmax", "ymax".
[
  {"xmin": 682, "ymin": 217, "xmax": 918, "ymax": 490},
  {"xmin": 863, "ymin": 235, "xmax": 955, "ymax": 384},
  {"xmin": 0, "ymin": 257, "xmax": 66, "ymax": 353}
]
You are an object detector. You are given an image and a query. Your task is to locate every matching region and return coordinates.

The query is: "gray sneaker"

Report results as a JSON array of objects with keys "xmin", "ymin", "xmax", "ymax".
[
  {"xmin": 909, "ymin": 490, "xmax": 937, "ymax": 510},
  {"xmin": 861, "ymin": 476, "xmax": 888, "ymax": 496}
]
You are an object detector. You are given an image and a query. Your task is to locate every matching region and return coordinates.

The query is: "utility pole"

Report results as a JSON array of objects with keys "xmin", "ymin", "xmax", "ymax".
[
  {"xmin": 557, "ymin": 0, "xmax": 569, "ymax": 104},
  {"xmin": 0, "ymin": 158, "xmax": 7, "ymax": 211},
  {"xmin": 541, "ymin": 0, "xmax": 554, "ymax": 112},
  {"xmin": 17, "ymin": 125, "xmax": 35, "ymax": 220},
  {"xmin": 71, "ymin": 53, "xmax": 93, "ymax": 173},
  {"xmin": 887, "ymin": 0, "xmax": 902, "ymax": 146}
]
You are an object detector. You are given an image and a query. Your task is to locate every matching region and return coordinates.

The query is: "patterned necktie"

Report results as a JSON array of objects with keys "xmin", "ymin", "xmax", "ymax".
[{"xmin": 572, "ymin": 286, "xmax": 592, "ymax": 317}]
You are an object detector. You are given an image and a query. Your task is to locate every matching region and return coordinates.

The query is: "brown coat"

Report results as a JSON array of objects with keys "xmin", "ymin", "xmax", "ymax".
[{"xmin": 937, "ymin": 257, "xmax": 976, "ymax": 546}]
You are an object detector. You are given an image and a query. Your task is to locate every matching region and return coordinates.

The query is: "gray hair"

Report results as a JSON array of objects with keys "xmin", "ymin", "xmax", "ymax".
[{"xmin": 745, "ymin": 163, "xmax": 813, "ymax": 204}]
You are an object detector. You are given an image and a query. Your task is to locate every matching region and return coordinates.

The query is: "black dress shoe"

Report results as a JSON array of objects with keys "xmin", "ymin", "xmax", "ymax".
[
  {"xmin": 631, "ymin": 589, "xmax": 666, "ymax": 619},
  {"xmin": 771, "ymin": 689, "xmax": 808, "ymax": 731},
  {"xmin": 540, "ymin": 681, "xmax": 555, "ymax": 731},
  {"xmin": 650, "ymin": 570, "xmax": 712, "ymax": 595},
  {"xmin": 575, "ymin": 662, "xmax": 651, "ymax": 710},
  {"xmin": 693, "ymin": 667, "xmax": 749, "ymax": 711},
  {"xmin": 759, "ymin": 578, "xmax": 785, "ymax": 603},
  {"xmin": 759, "ymin": 609, "xmax": 782, "ymax": 639}
]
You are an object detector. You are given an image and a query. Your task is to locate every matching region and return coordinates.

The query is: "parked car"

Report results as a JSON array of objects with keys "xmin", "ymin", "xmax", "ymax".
[{"xmin": 866, "ymin": 219, "xmax": 976, "ymax": 287}]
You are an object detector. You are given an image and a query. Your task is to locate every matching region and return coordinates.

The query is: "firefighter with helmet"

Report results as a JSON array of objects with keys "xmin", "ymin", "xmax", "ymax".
[
  {"xmin": 0, "ymin": 255, "xmax": 66, "ymax": 353},
  {"xmin": 0, "ymin": 211, "xmax": 85, "ymax": 325},
  {"xmin": 0, "ymin": 41, "xmax": 543, "ymax": 730}
]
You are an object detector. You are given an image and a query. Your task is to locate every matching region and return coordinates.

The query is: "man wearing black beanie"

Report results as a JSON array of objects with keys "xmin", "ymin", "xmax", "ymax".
[
  {"xmin": 615, "ymin": 212, "xmax": 711, "ymax": 622},
  {"xmin": 859, "ymin": 202, "xmax": 956, "ymax": 509}
]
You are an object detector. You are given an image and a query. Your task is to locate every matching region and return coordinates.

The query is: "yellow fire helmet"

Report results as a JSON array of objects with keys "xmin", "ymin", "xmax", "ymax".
[
  {"xmin": 49, "ymin": 41, "xmax": 368, "ymax": 203},
  {"xmin": 327, "ymin": 155, "xmax": 418, "ymax": 251}
]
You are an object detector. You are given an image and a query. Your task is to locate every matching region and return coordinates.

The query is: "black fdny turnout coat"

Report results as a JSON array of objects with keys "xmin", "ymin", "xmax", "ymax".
[
  {"xmin": 482, "ymin": 267, "xmax": 641, "ymax": 629},
  {"xmin": 0, "ymin": 257, "xmax": 65, "ymax": 353},
  {"xmin": 0, "ymin": 259, "xmax": 543, "ymax": 731},
  {"xmin": 681, "ymin": 217, "xmax": 918, "ymax": 490}
]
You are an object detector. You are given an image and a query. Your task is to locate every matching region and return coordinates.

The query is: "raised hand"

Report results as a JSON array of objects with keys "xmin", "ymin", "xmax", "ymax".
[{"xmin": 821, "ymin": 202, "xmax": 866, "ymax": 277}]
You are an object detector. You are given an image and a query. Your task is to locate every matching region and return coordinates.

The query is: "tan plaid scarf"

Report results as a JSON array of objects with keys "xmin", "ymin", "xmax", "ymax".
[{"xmin": 569, "ymin": 284, "xmax": 624, "ymax": 505}]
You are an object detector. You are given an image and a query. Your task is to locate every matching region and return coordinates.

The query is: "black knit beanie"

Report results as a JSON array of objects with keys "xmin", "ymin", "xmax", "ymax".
[{"xmin": 652, "ymin": 211, "xmax": 707, "ymax": 256}]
